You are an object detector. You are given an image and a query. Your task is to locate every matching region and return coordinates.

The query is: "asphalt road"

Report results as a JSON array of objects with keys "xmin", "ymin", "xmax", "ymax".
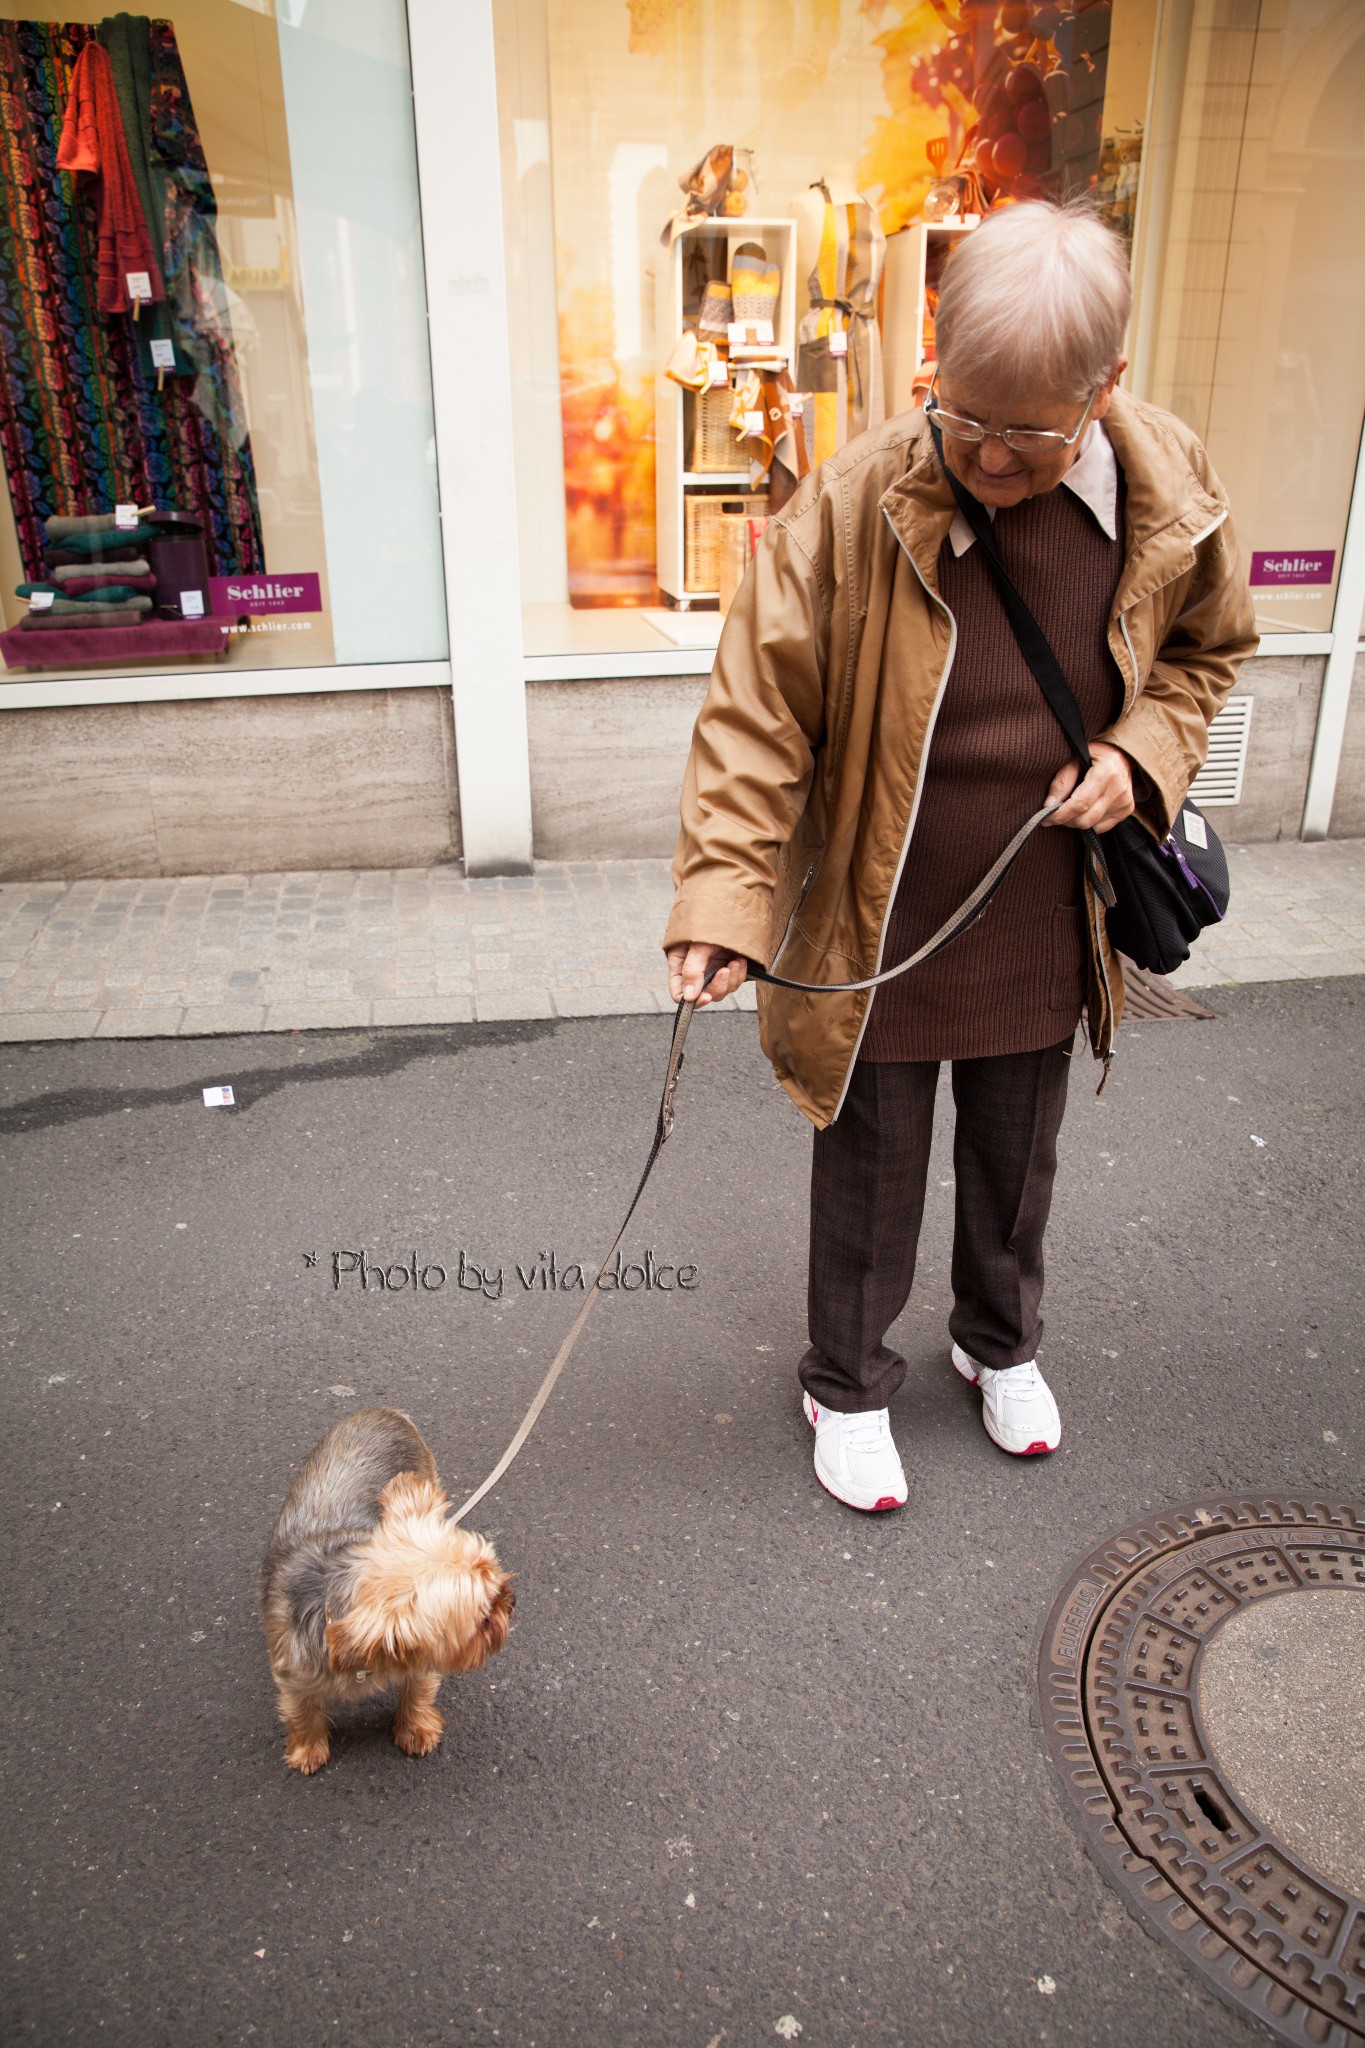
[{"xmin": 2, "ymin": 978, "xmax": 1361, "ymax": 2048}]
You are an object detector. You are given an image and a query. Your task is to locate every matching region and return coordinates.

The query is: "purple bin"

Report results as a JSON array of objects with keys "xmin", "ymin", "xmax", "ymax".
[{"xmin": 147, "ymin": 512, "xmax": 212, "ymax": 620}]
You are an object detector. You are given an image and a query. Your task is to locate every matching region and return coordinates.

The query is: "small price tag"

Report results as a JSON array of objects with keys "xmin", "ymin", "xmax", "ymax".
[
  {"xmin": 126, "ymin": 270, "xmax": 152, "ymax": 301},
  {"xmin": 115, "ymin": 502, "xmax": 138, "ymax": 529},
  {"xmin": 742, "ymin": 410, "xmax": 764, "ymax": 435},
  {"xmin": 726, "ymin": 320, "xmax": 746, "ymax": 347},
  {"xmin": 754, "ymin": 318, "xmax": 774, "ymax": 344},
  {"xmin": 180, "ymin": 589, "xmax": 206, "ymax": 618},
  {"xmin": 29, "ymin": 590, "xmax": 54, "ymax": 610},
  {"xmin": 829, "ymin": 329, "xmax": 848, "ymax": 357},
  {"xmin": 149, "ymin": 338, "xmax": 175, "ymax": 369},
  {"xmin": 1182, "ymin": 808, "xmax": 1208, "ymax": 849},
  {"xmin": 707, "ymin": 356, "xmax": 729, "ymax": 388}
]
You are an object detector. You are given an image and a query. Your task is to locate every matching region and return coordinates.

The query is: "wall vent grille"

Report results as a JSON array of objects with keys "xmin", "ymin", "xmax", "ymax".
[{"xmin": 1188, "ymin": 696, "xmax": 1253, "ymax": 806}]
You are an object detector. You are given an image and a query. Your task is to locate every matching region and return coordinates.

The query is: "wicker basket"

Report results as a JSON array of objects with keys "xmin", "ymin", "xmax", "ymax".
[
  {"xmin": 689, "ymin": 384, "xmax": 744, "ymax": 473},
  {"xmin": 684, "ymin": 490, "xmax": 767, "ymax": 595},
  {"xmin": 718, "ymin": 508, "xmax": 769, "ymax": 614}
]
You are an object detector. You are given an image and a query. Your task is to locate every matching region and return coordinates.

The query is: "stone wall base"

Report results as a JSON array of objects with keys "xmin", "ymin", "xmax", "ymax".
[{"xmin": 0, "ymin": 652, "xmax": 1348, "ymax": 880}]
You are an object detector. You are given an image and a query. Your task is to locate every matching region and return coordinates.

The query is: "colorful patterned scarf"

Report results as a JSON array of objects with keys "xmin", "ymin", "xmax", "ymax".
[{"xmin": 0, "ymin": 18, "xmax": 263, "ymax": 581}]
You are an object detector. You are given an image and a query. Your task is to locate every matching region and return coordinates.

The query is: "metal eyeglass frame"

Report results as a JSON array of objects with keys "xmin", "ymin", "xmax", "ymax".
[{"xmin": 923, "ymin": 368, "xmax": 1100, "ymax": 456}]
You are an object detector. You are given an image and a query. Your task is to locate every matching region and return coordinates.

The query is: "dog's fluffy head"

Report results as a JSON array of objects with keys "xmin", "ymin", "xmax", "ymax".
[{"xmin": 324, "ymin": 1474, "xmax": 515, "ymax": 1678}]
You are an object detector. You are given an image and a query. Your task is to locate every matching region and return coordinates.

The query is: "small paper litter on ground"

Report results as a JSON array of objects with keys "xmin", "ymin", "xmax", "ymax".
[{"xmin": 202, "ymin": 1085, "xmax": 235, "ymax": 1107}]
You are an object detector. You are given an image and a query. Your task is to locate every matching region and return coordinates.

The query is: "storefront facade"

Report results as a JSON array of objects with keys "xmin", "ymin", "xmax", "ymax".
[{"xmin": 1, "ymin": 0, "xmax": 1363, "ymax": 881}]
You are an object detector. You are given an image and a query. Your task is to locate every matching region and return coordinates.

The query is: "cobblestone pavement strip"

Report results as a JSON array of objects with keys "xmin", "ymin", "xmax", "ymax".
[{"xmin": 0, "ymin": 839, "xmax": 1361, "ymax": 1039}]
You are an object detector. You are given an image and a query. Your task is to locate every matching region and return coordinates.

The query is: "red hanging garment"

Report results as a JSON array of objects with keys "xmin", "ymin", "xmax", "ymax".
[{"xmin": 57, "ymin": 40, "xmax": 165, "ymax": 315}]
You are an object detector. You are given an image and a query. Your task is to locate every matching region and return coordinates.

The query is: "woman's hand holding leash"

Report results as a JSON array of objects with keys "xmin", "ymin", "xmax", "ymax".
[
  {"xmin": 1043, "ymin": 740, "xmax": 1135, "ymax": 834},
  {"xmin": 666, "ymin": 942, "xmax": 748, "ymax": 1007}
]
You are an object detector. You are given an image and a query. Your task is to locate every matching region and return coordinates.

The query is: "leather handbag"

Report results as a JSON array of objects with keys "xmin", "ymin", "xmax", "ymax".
[{"xmin": 929, "ymin": 424, "xmax": 1230, "ymax": 975}]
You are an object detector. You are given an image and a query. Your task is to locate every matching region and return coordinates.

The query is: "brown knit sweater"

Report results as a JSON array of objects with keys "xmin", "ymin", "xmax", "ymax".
[{"xmin": 859, "ymin": 477, "xmax": 1126, "ymax": 1062}]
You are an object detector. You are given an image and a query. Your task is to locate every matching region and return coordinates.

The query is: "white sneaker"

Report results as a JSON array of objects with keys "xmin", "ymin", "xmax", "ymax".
[
  {"xmin": 951, "ymin": 1343, "xmax": 1061, "ymax": 1456},
  {"xmin": 802, "ymin": 1391, "xmax": 907, "ymax": 1511}
]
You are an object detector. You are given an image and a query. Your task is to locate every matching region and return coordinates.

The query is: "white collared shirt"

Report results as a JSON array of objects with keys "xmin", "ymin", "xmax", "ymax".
[{"xmin": 945, "ymin": 419, "xmax": 1119, "ymax": 556}]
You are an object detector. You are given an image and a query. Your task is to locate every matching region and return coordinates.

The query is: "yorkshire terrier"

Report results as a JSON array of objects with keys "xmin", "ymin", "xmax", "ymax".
[{"xmin": 261, "ymin": 1407, "xmax": 514, "ymax": 1774}]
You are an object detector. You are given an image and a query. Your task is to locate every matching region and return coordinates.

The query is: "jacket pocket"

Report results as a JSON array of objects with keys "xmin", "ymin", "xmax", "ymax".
[
  {"xmin": 769, "ymin": 803, "xmax": 826, "ymax": 967},
  {"xmin": 771, "ymin": 856, "xmax": 821, "ymax": 969}
]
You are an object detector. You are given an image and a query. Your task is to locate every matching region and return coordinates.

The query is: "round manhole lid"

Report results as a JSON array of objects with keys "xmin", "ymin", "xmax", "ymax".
[{"xmin": 1039, "ymin": 1496, "xmax": 1365, "ymax": 2047}]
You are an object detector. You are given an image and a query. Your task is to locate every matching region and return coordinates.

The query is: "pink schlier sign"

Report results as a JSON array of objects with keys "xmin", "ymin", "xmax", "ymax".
[
  {"xmin": 1250, "ymin": 550, "xmax": 1335, "ymax": 587},
  {"xmin": 210, "ymin": 572, "xmax": 322, "ymax": 615}
]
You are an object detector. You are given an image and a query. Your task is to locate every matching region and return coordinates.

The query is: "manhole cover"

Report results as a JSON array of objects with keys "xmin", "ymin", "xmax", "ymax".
[{"xmin": 1039, "ymin": 1497, "xmax": 1365, "ymax": 2046}]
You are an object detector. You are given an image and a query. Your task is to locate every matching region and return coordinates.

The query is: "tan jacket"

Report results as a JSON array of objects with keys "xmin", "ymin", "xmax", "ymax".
[{"xmin": 662, "ymin": 389, "xmax": 1258, "ymax": 1129}]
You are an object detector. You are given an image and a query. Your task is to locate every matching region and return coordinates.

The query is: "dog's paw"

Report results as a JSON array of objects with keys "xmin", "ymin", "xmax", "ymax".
[
  {"xmin": 393, "ymin": 1712, "xmax": 443, "ymax": 1758},
  {"xmin": 285, "ymin": 1739, "xmax": 331, "ymax": 1775}
]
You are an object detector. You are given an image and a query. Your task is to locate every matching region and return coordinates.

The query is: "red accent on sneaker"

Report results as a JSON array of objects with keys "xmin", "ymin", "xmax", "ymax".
[
  {"xmin": 1021, "ymin": 1440, "xmax": 1052, "ymax": 1456},
  {"xmin": 813, "ymin": 1472, "xmax": 903, "ymax": 1514}
]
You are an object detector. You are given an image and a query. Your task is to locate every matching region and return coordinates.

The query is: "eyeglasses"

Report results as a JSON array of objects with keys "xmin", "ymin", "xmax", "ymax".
[{"xmin": 924, "ymin": 370, "xmax": 1099, "ymax": 458}]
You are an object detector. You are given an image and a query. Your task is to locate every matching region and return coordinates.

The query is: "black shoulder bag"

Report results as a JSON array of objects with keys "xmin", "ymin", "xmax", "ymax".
[{"xmin": 929, "ymin": 424, "xmax": 1229, "ymax": 976}]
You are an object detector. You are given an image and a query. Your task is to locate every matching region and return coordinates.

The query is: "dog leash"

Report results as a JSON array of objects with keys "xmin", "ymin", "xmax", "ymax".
[{"xmin": 447, "ymin": 796, "xmax": 1060, "ymax": 1525}]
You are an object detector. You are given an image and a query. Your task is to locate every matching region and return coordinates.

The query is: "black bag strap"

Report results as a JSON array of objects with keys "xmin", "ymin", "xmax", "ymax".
[{"xmin": 928, "ymin": 421, "xmax": 1116, "ymax": 906}]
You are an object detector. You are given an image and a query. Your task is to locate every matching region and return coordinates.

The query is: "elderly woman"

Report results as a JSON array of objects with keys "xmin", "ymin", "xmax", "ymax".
[{"xmin": 662, "ymin": 200, "xmax": 1256, "ymax": 1513}]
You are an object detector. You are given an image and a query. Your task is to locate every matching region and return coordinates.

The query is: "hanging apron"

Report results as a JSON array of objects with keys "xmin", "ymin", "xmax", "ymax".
[{"xmin": 796, "ymin": 183, "xmax": 887, "ymax": 468}]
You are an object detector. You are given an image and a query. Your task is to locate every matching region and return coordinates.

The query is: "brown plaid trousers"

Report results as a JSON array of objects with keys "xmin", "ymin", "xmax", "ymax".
[{"xmin": 797, "ymin": 1039, "xmax": 1074, "ymax": 1412}]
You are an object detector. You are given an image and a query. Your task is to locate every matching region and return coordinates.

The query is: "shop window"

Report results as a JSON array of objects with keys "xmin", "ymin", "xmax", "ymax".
[
  {"xmin": 497, "ymin": 0, "xmax": 1365, "ymax": 665},
  {"xmin": 0, "ymin": 0, "xmax": 446, "ymax": 680},
  {"xmin": 1130, "ymin": 0, "xmax": 1365, "ymax": 637}
]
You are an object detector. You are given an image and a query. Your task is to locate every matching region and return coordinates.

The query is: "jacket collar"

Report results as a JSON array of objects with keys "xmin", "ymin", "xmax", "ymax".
[
  {"xmin": 878, "ymin": 413, "xmax": 957, "ymax": 592},
  {"xmin": 1101, "ymin": 387, "xmax": 1228, "ymax": 609},
  {"xmin": 946, "ymin": 419, "xmax": 1118, "ymax": 554},
  {"xmin": 878, "ymin": 387, "xmax": 1227, "ymax": 609}
]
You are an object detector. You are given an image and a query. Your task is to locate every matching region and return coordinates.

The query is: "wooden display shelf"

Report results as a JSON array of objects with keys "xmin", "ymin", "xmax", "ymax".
[{"xmin": 655, "ymin": 216, "xmax": 798, "ymax": 603}]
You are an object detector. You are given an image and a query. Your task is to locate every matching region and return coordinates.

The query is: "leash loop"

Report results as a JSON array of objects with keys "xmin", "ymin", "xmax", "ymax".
[{"xmin": 750, "ymin": 798, "xmax": 1060, "ymax": 993}]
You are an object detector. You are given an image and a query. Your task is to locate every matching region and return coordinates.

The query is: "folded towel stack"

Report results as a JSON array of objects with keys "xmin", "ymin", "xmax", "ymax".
[
  {"xmin": 45, "ymin": 513, "xmax": 144, "ymax": 538},
  {"xmin": 18, "ymin": 606, "xmax": 153, "ymax": 630},
  {"xmin": 17, "ymin": 588, "xmax": 153, "ymax": 614},
  {"xmin": 44, "ymin": 566, "xmax": 154, "ymax": 593},
  {"xmin": 47, "ymin": 527, "xmax": 155, "ymax": 561},
  {"xmin": 18, "ymin": 512, "xmax": 158, "ymax": 629}
]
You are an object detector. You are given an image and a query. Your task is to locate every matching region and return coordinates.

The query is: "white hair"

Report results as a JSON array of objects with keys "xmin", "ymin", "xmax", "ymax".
[{"xmin": 932, "ymin": 200, "xmax": 1132, "ymax": 406}]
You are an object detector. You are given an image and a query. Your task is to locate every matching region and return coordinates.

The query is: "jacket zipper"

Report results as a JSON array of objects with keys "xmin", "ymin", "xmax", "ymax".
[
  {"xmin": 1117, "ymin": 612, "xmax": 1139, "ymax": 716},
  {"xmin": 1081, "ymin": 609, "xmax": 1139, "ymax": 1079},
  {"xmin": 1088, "ymin": 867, "xmax": 1116, "ymax": 1086},
  {"xmin": 1084, "ymin": 508, "xmax": 1229, "ymax": 1082},
  {"xmin": 828, "ymin": 508, "xmax": 960, "ymax": 1122},
  {"xmin": 1102, "ymin": 514, "xmax": 1220, "ymax": 1074}
]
